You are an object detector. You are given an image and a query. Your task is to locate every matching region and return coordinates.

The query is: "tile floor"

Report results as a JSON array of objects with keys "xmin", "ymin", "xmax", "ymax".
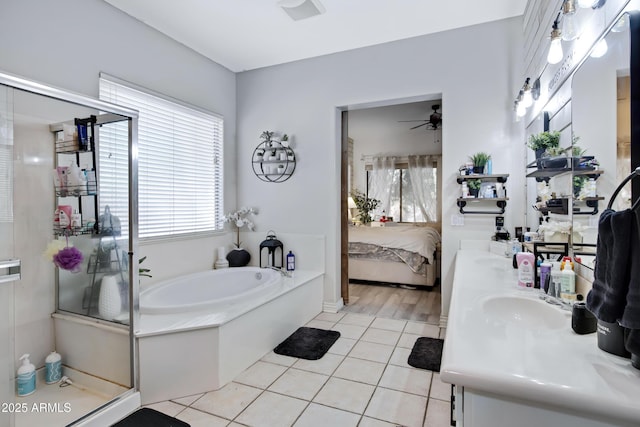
[{"xmin": 146, "ymin": 312, "xmax": 451, "ymax": 427}]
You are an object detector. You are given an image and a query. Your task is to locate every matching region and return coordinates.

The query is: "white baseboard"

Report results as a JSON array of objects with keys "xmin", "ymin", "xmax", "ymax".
[
  {"xmin": 323, "ymin": 298, "xmax": 344, "ymax": 313},
  {"xmin": 439, "ymin": 315, "xmax": 448, "ymax": 329}
]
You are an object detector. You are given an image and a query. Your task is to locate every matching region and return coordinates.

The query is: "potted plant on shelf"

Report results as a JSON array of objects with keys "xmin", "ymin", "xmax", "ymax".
[
  {"xmin": 469, "ymin": 152, "xmax": 491, "ymax": 174},
  {"xmin": 467, "ymin": 179, "xmax": 482, "ymax": 197},
  {"xmin": 223, "ymin": 207, "xmax": 258, "ymax": 267},
  {"xmin": 527, "ymin": 131, "xmax": 561, "ymax": 167},
  {"xmin": 351, "ymin": 190, "xmax": 380, "ymax": 224}
]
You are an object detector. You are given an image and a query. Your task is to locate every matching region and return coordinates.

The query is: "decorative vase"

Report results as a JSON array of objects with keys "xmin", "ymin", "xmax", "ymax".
[
  {"xmin": 469, "ymin": 188, "xmax": 480, "ymax": 198},
  {"xmin": 535, "ymin": 148, "xmax": 546, "ymax": 168},
  {"xmin": 472, "ymin": 166, "xmax": 484, "ymax": 174},
  {"xmin": 227, "ymin": 248, "xmax": 251, "ymax": 267},
  {"xmin": 98, "ymin": 275, "xmax": 121, "ymax": 320}
]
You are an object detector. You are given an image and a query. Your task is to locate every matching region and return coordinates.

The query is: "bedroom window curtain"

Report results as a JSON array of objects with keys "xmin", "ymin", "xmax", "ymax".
[
  {"xmin": 368, "ymin": 156, "xmax": 398, "ymax": 216},
  {"xmin": 407, "ymin": 155, "xmax": 438, "ymax": 222}
]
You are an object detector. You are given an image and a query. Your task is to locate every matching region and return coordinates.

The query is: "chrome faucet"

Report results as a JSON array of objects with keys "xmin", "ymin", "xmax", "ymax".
[
  {"xmin": 267, "ymin": 266, "xmax": 292, "ymax": 278},
  {"xmin": 540, "ymin": 293, "xmax": 573, "ymax": 311}
]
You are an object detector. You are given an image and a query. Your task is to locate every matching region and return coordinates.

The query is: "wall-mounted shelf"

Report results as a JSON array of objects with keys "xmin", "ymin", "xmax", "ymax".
[
  {"xmin": 456, "ymin": 174, "xmax": 509, "ymax": 214},
  {"xmin": 526, "ymin": 165, "xmax": 604, "ymax": 180},
  {"xmin": 251, "ymin": 138, "xmax": 296, "ymax": 183}
]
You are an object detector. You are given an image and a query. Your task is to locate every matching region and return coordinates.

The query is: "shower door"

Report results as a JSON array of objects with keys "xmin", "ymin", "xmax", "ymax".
[{"xmin": 0, "ymin": 83, "xmax": 17, "ymax": 427}]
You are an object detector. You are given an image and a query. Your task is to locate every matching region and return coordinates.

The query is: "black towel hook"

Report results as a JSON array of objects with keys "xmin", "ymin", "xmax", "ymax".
[{"xmin": 607, "ymin": 166, "xmax": 640, "ymax": 210}]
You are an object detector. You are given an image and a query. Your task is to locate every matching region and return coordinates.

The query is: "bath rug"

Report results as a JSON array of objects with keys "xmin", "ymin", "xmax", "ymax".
[
  {"xmin": 274, "ymin": 327, "xmax": 341, "ymax": 360},
  {"xmin": 407, "ymin": 337, "xmax": 444, "ymax": 372},
  {"xmin": 111, "ymin": 407, "xmax": 190, "ymax": 427}
]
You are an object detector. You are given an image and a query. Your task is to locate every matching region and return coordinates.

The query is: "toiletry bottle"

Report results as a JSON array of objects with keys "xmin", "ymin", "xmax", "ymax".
[
  {"xmin": 539, "ymin": 262, "xmax": 552, "ymax": 293},
  {"xmin": 549, "ymin": 262, "xmax": 563, "ymax": 298},
  {"xmin": 71, "ymin": 210, "xmax": 82, "ymax": 229},
  {"xmin": 516, "ymin": 252, "xmax": 535, "ymax": 288},
  {"xmin": 45, "ymin": 351, "xmax": 62, "ymax": 384},
  {"xmin": 17, "ymin": 354, "xmax": 36, "ymax": 396},
  {"xmin": 286, "ymin": 251, "xmax": 295, "ymax": 271},
  {"xmin": 486, "ymin": 158, "xmax": 493, "ymax": 175},
  {"xmin": 560, "ymin": 266, "xmax": 576, "ymax": 302}
]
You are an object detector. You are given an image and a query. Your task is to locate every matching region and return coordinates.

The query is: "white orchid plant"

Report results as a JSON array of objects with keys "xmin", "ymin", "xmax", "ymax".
[{"xmin": 223, "ymin": 207, "xmax": 258, "ymax": 248}]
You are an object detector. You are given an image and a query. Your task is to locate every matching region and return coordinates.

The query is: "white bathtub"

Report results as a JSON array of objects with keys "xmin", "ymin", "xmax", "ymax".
[
  {"xmin": 137, "ymin": 267, "xmax": 323, "ymax": 404},
  {"xmin": 140, "ymin": 267, "xmax": 281, "ymax": 315}
]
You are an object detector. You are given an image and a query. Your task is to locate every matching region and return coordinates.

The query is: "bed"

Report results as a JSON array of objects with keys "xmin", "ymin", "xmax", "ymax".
[{"xmin": 348, "ymin": 224, "xmax": 441, "ymax": 288}]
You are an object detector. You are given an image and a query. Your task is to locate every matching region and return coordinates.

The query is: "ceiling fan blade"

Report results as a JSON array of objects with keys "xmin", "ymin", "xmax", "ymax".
[
  {"xmin": 398, "ymin": 120, "xmax": 428, "ymax": 123},
  {"xmin": 410, "ymin": 123, "xmax": 429, "ymax": 130}
]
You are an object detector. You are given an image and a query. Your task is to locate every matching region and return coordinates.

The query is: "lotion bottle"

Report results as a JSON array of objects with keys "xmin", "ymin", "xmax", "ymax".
[
  {"xmin": 45, "ymin": 351, "xmax": 62, "ymax": 384},
  {"xmin": 17, "ymin": 354, "xmax": 36, "ymax": 396},
  {"xmin": 516, "ymin": 252, "xmax": 535, "ymax": 288}
]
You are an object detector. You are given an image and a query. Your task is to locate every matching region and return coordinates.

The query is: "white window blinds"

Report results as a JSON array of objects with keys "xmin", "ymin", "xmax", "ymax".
[{"xmin": 99, "ymin": 75, "xmax": 224, "ymax": 239}]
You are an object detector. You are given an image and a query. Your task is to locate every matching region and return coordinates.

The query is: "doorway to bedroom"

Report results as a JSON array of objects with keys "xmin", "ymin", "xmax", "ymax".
[{"xmin": 341, "ymin": 98, "xmax": 443, "ymax": 323}]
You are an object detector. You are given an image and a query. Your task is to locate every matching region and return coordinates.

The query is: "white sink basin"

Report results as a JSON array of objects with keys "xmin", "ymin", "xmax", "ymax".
[{"xmin": 482, "ymin": 295, "xmax": 569, "ymax": 330}]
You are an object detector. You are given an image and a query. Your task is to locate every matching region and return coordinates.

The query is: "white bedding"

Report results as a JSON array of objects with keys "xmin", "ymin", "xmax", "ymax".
[{"xmin": 348, "ymin": 225, "xmax": 441, "ymax": 264}]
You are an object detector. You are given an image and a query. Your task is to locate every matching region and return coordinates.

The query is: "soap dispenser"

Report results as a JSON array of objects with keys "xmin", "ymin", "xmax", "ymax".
[
  {"xmin": 45, "ymin": 351, "xmax": 62, "ymax": 384},
  {"xmin": 17, "ymin": 354, "xmax": 36, "ymax": 397}
]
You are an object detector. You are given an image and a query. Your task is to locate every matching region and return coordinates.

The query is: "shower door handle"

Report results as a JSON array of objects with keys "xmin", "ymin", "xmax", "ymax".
[{"xmin": 0, "ymin": 259, "xmax": 21, "ymax": 284}]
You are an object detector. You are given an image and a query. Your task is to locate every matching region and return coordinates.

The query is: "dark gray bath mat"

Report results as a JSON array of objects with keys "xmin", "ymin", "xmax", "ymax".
[
  {"xmin": 111, "ymin": 407, "xmax": 190, "ymax": 427},
  {"xmin": 407, "ymin": 337, "xmax": 444, "ymax": 372},
  {"xmin": 274, "ymin": 327, "xmax": 341, "ymax": 360}
]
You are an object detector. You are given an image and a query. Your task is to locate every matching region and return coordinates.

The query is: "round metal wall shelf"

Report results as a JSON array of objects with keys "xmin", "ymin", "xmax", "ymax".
[{"xmin": 251, "ymin": 140, "xmax": 296, "ymax": 183}]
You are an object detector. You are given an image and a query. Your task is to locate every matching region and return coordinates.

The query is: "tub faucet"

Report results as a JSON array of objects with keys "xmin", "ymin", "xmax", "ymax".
[{"xmin": 268, "ymin": 266, "xmax": 292, "ymax": 278}]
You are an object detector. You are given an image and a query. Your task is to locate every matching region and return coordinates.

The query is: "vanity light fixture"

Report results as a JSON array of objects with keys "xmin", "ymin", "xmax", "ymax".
[
  {"xmin": 590, "ymin": 38, "xmax": 608, "ymax": 57},
  {"xmin": 561, "ymin": 0, "xmax": 579, "ymax": 41},
  {"xmin": 547, "ymin": 14, "xmax": 564, "ymax": 65},
  {"xmin": 521, "ymin": 78, "xmax": 533, "ymax": 108}
]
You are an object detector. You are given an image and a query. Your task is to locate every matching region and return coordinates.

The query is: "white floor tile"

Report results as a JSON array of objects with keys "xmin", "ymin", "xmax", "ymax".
[
  {"xmin": 360, "ymin": 328, "xmax": 401, "ymax": 346},
  {"xmin": 144, "ymin": 400, "xmax": 185, "ymax": 417},
  {"xmin": 327, "ymin": 337, "xmax": 357, "ymax": 356},
  {"xmin": 261, "ymin": 350, "xmax": 298, "ymax": 367},
  {"xmin": 313, "ymin": 377, "xmax": 375, "ymax": 414},
  {"xmin": 235, "ymin": 391, "xmax": 308, "ymax": 427},
  {"xmin": 348, "ymin": 341, "xmax": 394, "ymax": 364},
  {"xmin": 405, "ymin": 321, "xmax": 441, "ymax": 338},
  {"xmin": 305, "ymin": 319, "xmax": 337, "ymax": 329},
  {"xmin": 175, "ymin": 407, "xmax": 229, "ymax": 427},
  {"xmin": 364, "ymin": 387, "xmax": 427, "ymax": 427},
  {"xmin": 191, "ymin": 382, "xmax": 262, "ymax": 420},
  {"xmin": 397, "ymin": 332, "xmax": 423, "ymax": 349},
  {"xmin": 268, "ymin": 368, "xmax": 329, "ymax": 401},
  {"xmin": 293, "ymin": 353, "xmax": 344, "ymax": 376},
  {"xmin": 331, "ymin": 323, "xmax": 367, "ymax": 340},
  {"xmin": 358, "ymin": 416, "xmax": 399, "ymax": 427},
  {"xmin": 339, "ymin": 313, "xmax": 375, "ymax": 327},
  {"xmin": 388, "ymin": 346, "xmax": 412, "ymax": 367},
  {"xmin": 429, "ymin": 373, "xmax": 451, "ymax": 401},
  {"xmin": 370, "ymin": 317, "xmax": 407, "ymax": 332},
  {"xmin": 333, "ymin": 357, "xmax": 386, "ymax": 385},
  {"xmin": 315, "ymin": 312, "xmax": 346, "ymax": 322},
  {"xmin": 378, "ymin": 365, "xmax": 432, "ymax": 397},
  {"xmin": 171, "ymin": 392, "xmax": 205, "ymax": 407},
  {"xmin": 234, "ymin": 361, "xmax": 288, "ymax": 389},
  {"xmin": 424, "ymin": 398, "xmax": 451, "ymax": 427},
  {"xmin": 293, "ymin": 402, "xmax": 360, "ymax": 427}
]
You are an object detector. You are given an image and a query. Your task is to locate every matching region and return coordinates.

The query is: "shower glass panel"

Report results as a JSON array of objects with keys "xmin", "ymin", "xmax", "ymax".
[
  {"xmin": 1, "ymin": 73, "xmax": 139, "ymax": 426},
  {"xmin": 0, "ymin": 82, "xmax": 16, "ymax": 427}
]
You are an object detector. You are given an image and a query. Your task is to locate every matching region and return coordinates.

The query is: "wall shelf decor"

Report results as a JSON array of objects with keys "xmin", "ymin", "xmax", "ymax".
[
  {"xmin": 251, "ymin": 131, "xmax": 296, "ymax": 183},
  {"xmin": 456, "ymin": 174, "xmax": 509, "ymax": 214}
]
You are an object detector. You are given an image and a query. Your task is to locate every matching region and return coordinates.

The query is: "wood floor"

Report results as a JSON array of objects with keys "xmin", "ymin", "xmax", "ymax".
[{"xmin": 342, "ymin": 281, "xmax": 441, "ymax": 324}]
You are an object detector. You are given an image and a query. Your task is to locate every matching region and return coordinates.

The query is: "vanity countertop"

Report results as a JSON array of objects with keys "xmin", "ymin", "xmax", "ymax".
[{"xmin": 440, "ymin": 249, "xmax": 640, "ymax": 425}]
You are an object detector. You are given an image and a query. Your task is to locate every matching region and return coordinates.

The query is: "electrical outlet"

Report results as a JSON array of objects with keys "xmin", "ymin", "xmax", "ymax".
[{"xmin": 451, "ymin": 214, "xmax": 464, "ymax": 226}]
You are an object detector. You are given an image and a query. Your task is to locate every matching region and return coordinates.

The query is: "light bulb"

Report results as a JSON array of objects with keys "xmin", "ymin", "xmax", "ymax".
[
  {"xmin": 522, "ymin": 88, "xmax": 533, "ymax": 108},
  {"xmin": 516, "ymin": 102, "xmax": 527, "ymax": 117},
  {"xmin": 562, "ymin": 13, "xmax": 579, "ymax": 41},
  {"xmin": 547, "ymin": 37, "xmax": 563, "ymax": 64},
  {"xmin": 590, "ymin": 39, "xmax": 608, "ymax": 58},
  {"xmin": 577, "ymin": 0, "xmax": 597, "ymax": 7}
]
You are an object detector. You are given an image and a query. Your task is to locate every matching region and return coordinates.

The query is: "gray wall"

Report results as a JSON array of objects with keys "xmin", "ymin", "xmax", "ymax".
[
  {"xmin": 0, "ymin": 0, "xmax": 237, "ymax": 367},
  {"xmin": 237, "ymin": 17, "xmax": 526, "ymax": 318}
]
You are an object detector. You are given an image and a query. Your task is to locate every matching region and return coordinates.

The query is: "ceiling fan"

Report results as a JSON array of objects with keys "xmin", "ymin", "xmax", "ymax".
[{"xmin": 399, "ymin": 104, "xmax": 442, "ymax": 130}]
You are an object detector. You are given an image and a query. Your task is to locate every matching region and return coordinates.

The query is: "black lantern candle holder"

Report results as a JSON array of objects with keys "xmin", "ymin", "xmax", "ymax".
[{"xmin": 259, "ymin": 231, "xmax": 283, "ymax": 269}]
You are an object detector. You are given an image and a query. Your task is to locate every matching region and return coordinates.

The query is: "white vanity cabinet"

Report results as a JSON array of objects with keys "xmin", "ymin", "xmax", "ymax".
[{"xmin": 442, "ymin": 249, "xmax": 640, "ymax": 427}]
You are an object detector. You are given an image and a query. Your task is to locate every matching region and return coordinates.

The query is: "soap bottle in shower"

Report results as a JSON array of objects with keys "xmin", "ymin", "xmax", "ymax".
[
  {"xmin": 45, "ymin": 351, "xmax": 62, "ymax": 384},
  {"xmin": 17, "ymin": 354, "xmax": 36, "ymax": 396}
]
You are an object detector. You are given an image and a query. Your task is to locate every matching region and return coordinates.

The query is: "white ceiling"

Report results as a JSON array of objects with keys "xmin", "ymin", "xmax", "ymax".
[{"xmin": 104, "ymin": 0, "xmax": 527, "ymax": 72}]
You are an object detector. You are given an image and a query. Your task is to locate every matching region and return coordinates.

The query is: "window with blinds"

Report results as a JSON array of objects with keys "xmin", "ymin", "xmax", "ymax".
[{"xmin": 99, "ymin": 74, "xmax": 224, "ymax": 239}]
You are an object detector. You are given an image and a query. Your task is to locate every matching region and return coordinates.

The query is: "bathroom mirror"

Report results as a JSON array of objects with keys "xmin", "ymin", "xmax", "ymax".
[{"xmin": 571, "ymin": 11, "xmax": 640, "ymax": 269}]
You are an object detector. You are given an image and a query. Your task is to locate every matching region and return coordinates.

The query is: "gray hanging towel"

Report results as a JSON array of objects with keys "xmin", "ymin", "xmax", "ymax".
[
  {"xmin": 621, "ymin": 209, "xmax": 640, "ymax": 355},
  {"xmin": 586, "ymin": 208, "xmax": 634, "ymax": 323}
]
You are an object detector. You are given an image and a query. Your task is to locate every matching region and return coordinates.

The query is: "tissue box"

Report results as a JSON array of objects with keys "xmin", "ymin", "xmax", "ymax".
[{"xmin": 544, "ymin": 232, "xmax": 569, "ymax": 243}]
